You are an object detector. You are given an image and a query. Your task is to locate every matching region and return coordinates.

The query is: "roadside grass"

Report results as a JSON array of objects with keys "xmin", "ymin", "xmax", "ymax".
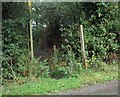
[{"xmin": 2, "ymin": 64, "xmax": 119, "ymax": 95}]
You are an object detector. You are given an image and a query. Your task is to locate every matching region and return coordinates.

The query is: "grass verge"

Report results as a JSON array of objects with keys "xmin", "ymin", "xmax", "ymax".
[{"xmin": 2, "ymin": 64, "xmax": 119, "ymax": 95}]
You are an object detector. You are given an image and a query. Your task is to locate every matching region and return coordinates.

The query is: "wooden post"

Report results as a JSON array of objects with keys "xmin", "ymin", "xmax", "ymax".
[
  {"xmin": 28, "ymin": 1, "xmax": 34, "ymax": 60},
  {"xmin": 80, "ymin": 25, "xmax": 87, "ymax": 69},
  {"xmin": 53, "ymin": 45, "xmax": 56, "ymax": 51}
]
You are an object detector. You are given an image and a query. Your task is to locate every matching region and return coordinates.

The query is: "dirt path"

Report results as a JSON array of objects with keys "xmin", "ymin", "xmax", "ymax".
[{"xmin": 54, "ymin": 80, "xmax": 119, "ymax": 95}]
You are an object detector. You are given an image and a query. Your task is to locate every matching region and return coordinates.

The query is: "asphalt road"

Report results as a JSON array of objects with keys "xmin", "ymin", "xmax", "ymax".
[{"xmin": 57, "ymin": 80, "xmax": 119, "ymax": 95}]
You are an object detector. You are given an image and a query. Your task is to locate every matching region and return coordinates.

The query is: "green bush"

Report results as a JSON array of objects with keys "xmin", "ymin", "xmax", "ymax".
[
  {"xmin": 37, "ymin": 59, "xmax": 49, "ymax": 77},
  {"xmin": 60, "ymin": 24, "xmax": 81, "ymax": 59},
  {"xmin": 2, "ymin": 19, "xmax": 28, "ymax": 80},
  {"xmin": 50, "ymin": 66, "xmax": 68, "ymax": 79},
  {"xmin": 18, "ymin": 55, "xmax": 50, "ymax": 78}
]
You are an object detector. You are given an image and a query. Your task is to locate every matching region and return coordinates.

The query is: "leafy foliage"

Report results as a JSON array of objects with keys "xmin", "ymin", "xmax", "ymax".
[
  {"xmin": 2, "ymin": 2, "xmax": 119, "ymax": 80},
  {"xmin": 60, "ymin": 2, "xmax": 119, "ymax": 66},
  {"xmin": 2, "ymin": 18, "xmax": 28, "ymax": 79}
]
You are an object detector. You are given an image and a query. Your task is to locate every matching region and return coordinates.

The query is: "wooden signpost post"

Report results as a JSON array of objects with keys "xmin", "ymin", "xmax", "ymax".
[
  {"xmin": 28, "ymin": 1, "xmax": 34, "ymax": 60},
  {"xmin": 80, "ymin": 25, "xmax": 87, "ymax": 69}
]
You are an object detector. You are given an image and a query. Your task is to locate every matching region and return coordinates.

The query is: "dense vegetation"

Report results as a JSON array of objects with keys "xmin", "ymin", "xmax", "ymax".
[
  {"xmin": 2, "ymin": 2, "xmax": 119, "ymax": 82},
  {"xmin": 2, "ymin": 65, "xmax": 118, "ymax": 95}
]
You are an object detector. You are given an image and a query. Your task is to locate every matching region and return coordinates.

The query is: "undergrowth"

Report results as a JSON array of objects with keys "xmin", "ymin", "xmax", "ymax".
[{"xmin": 2, "ymin": 63, "xmax": 118, "ymax": 95}]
